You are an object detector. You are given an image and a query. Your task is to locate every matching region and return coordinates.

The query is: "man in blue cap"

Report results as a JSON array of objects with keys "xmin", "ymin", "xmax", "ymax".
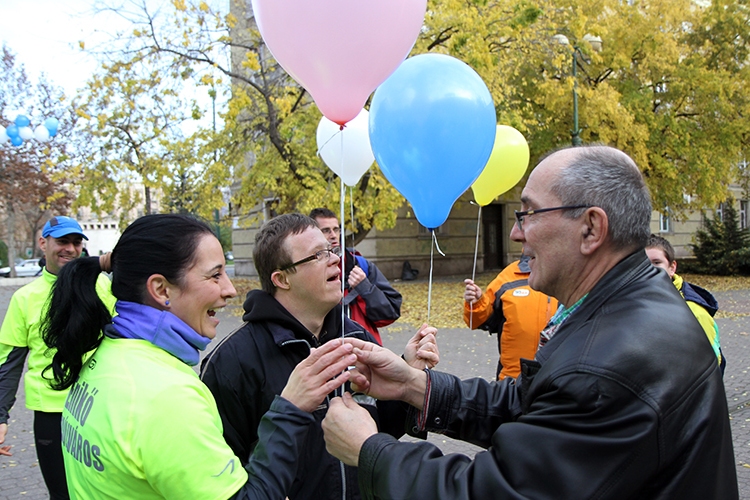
[{"xmin": 0, "ymin": 216, "xmax": 116, "ymax": 499}]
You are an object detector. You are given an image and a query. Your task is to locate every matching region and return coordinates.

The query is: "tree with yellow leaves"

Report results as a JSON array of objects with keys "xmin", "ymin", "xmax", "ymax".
[
  {"xmin": 73, "ymin": 0, "xmax": 750, "ymax": 233},
  {"xmin": 419, "ymin": 0, "xmax": 750, "ymax": 215},
  {"xmin": 72, "ymin": 0, "xmax": 404, "ymax": 240}
]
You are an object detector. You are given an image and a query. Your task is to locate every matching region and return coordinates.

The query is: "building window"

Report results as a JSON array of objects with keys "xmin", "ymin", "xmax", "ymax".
[
  {"xmin": 741, "ymin": 200, "xmax": 748, "ymax": 230},
  {"xmin": 659, "ymin": 208, "xmax": 670, "ymax": 233},
  {"xmin": 717, "ymin": 203, "xmax": 725, "ymax": 222}
]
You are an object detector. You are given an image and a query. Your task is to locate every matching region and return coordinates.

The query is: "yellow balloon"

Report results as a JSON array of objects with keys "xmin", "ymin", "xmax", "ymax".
[{"xmin": 471, "ymin": 125, "xmax": 530, "ymax": 206}]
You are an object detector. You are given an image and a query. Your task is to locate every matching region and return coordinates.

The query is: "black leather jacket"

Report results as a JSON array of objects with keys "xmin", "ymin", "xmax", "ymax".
[{"xmin": 358, "ymin": 251, "xmax": 738, "ymax": 499}]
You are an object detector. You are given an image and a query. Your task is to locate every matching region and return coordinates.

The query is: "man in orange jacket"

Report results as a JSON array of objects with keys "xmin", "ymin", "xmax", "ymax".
[{"xmin": 464, "ymin": 255, "xmax": 558, "ymax": 380}]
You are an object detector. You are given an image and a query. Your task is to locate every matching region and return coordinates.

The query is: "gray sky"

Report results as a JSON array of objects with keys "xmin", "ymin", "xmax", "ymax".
[
  {"xmin": 0, "ymin": 0, "xmax": 106, "ymax": 100},
  {"xmin": 0, "ymin": 0, "xmax": 226, "ymax": 130}
]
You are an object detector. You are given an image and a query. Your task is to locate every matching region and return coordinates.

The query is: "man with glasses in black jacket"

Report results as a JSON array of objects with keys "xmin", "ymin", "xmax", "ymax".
[{"xmin": 322, "ymin": 145, "xmax": 738, "ymax": 500}]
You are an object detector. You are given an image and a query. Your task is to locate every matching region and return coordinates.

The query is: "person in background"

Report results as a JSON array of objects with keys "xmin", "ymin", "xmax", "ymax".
[
  {"xmin": 321, "ymin": 145, "xmax": 737, "ymax": 499},
  {"xmin": 41, "ymin": 213, "xmax": 359, "ymax": 499},
  {"xmin": 201, "ymin": 213, "xmax": 438, "ymax": 500},
  {"xmin": 309, "ymin": 208, "xmax": 402, "ymax": 345},
  {"xmin": 35, "ymin": 256, "xmax": 46, "ymax": 276},
  {"xmin": 0, "ymin": 216, "xmax": 115, "ymax": 499},
  {"xmin": 463, "ymin": 255, "xmax": 558, "ymax": 380},
  {"xmin": 646, "ymin": 233, "xmax": 724, "ymax": 373}
]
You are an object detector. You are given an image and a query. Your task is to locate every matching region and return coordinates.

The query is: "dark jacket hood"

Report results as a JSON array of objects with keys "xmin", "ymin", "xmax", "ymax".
[
  {"xmin": 681, "ymin": 281, "xmax": 719, "ymax": 317},
  {"xmin": 242, "ymin": 289, "xmax": 372, "ymax": 346}
]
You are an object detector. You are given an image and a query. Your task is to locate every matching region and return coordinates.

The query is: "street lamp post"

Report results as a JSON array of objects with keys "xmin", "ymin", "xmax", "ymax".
[
  {"xmin": 553, "ymin": 34, "xmax": 601, "ymax": 147},
  {"xmin": 571, "ymin": 47, "xmax": 582, "ymax": 147}
]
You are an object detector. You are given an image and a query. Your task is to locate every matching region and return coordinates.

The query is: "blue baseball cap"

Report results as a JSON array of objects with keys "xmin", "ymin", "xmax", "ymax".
[{"xmin": 42, "ymin": 216, "xmax": 88, "ymax": 240}]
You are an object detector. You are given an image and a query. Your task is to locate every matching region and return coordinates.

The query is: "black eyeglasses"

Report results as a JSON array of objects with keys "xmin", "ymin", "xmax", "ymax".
[
  {"xmin": 320, "ymin": 226, "xmax": 341, "ymax": 236},
  {"xmin": 278, "ymin": 246, "xmax": 342, "ymax": 271},
  {"xmin": 514, "ymin": 205, "xmax": 591, "ymax": 231}
]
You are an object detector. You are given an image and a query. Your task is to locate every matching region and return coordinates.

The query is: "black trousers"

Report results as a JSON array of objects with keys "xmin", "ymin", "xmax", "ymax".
[{"xmin": 34, "ymin": 411, "xmax": 70, "ymax": 500}]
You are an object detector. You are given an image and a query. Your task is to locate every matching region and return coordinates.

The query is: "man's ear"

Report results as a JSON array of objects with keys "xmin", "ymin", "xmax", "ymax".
[
  {"xmin": 38, "ymin": 236, "xmax": 46, "ymax": 253},
  {"xmin": 271, "ymin": 270, "xmax": 290, "ymax": 290},
  {"xmin": 145, "ymin": 274, "xmax": 172, "ymax": 308},
  {"xmin": 580, "ymin": 207, "xmax": 608, "ymax": 255}
]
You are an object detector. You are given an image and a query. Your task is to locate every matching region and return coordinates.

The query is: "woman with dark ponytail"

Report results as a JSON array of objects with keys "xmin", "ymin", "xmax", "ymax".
[{"xmin": 42, "ymin": 213, "xmax": 356, "ymax": 499}]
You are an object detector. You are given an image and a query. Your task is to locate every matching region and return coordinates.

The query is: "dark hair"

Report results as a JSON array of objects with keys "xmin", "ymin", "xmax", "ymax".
[
  {"xmin": 309, "ymin": 207, "xmax": 337, "ymax": 220},
  {"xmin": 646, "ymin": 233, "xmax": 675, "ymax": 263},
  {"xmin": 42, "ymin": 214, "xmax": 215, "ymax": 390},
  {"xmin": 254, "ymin": 213, "xmax": 318, "ymax": 294}
]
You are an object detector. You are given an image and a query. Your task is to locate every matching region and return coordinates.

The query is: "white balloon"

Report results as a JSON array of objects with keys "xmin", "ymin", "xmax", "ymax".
[
  {"xmin": 316, "ymin": 108, "xmax": 375, "ymax": 186},
  {"xmin": 18, "ymin": 126, "xmax": 34, "ymax": 140},
  {"xmin": 0, "ymin": 125, "xmax": 8, "ymax": 144},
  {"xmin": 34, "ymin": 124, "xmax": 51, "ymax": 142}
]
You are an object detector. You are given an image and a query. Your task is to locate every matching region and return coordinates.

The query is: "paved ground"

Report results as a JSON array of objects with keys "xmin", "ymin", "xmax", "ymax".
[{"xmin": 1, "ymin": 279, "xmax": 749, "ymax": 498}]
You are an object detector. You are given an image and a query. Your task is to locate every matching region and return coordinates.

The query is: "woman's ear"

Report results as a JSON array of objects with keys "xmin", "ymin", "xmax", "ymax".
[
  {"xmin": 145, "ymin": 274, "xmax": 172, "ymax": 308},
  {"xmin": 271, "ymin": 270, "xmax": 290, "ymax": 290}
]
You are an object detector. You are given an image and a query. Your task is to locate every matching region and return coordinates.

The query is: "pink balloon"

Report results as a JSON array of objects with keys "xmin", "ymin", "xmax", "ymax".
[{"xmin": 251, "ymin": 0, "xmax": 426, "ymax": 126}]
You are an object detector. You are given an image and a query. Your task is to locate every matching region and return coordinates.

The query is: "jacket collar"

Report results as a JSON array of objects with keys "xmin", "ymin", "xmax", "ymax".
[
  {"xmin": 517, "ymin": 254, "xmax": 532, "ymax": 274},
  {"xmin": 242, "ymin": 289, "xmax": 366, "ymax": 347},
  {"xmin": 108, "ymin": 301, "xmax": 210, "ymax": 365},
  {"xmin": 534, "ymin": 250, "xmax": 656, "ymax": 363}
]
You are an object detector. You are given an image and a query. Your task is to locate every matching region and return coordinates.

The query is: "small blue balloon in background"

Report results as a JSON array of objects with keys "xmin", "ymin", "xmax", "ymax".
[
  {"xmin": 14, "ymin": 114, "xmax": 30, "ymax": 128},
  {"xmin": 369, "ymin": 53, "xmax": 496, "ymax": 229},
  {"xmin": 10, "ymin": 136, "xmax": 23, "ymax": 146},
  {"xmin": 5, "ymin": 124, "xmax": 19, "ymax": 139},
  {"xmin": 44, "ymin": 117, "xmax": 59, "ymax": 137}
]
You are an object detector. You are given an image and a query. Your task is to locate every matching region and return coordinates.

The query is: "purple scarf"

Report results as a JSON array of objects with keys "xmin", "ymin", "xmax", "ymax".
[{"xmin": 111, "ymin": 301, "xmax": 210, "ymax": 366}]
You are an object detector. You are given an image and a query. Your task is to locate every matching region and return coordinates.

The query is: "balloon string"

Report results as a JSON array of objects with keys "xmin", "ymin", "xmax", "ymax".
[
  {"xmin": 349, "ymin": 186, "xmax": 356, "ymax": 249},
  {"xmin": 470, "ymin": 205, "xmax": 482, "ymax": 330},
  {"xmin": 432, "ymin": 230, "xmax": 446, "ymax": 257},
  {"xmin": 316, "ymin": 126, "xmax": 345, "ymax": 159},
  {"xmin": 428, "ymin": 232, "xmax": 434, "ymax": 324},
  {"xmin": 426, "ymin": 230, "xmax": 445, "ymax": 325},
  {"xmin": 338, "ymin": 133, "xmax": 346, "ymax": 397}
]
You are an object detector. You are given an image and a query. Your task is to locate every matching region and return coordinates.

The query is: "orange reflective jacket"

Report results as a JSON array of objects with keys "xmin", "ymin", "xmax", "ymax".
[{"xmin": 464, "ymin": 259, "xmax": 558, "ymax": 380}]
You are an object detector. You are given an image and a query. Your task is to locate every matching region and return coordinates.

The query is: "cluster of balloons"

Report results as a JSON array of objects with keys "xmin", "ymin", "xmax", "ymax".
[
  {"xmin": 0, "ymin": 114, "xmax": 60, "ymax": 146},
  {"xmin": 254, "ymin": 0, "xmax": 530, "ymax": 229}
]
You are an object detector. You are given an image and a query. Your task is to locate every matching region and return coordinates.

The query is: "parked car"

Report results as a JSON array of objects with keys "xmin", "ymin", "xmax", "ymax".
[
  {"xmin": 0, "ymin": 259, "xmax": 42, "ymax": 278},
  {"xmin": 225, "ymin": 251, "xmax": 234, "ymax": 261}
]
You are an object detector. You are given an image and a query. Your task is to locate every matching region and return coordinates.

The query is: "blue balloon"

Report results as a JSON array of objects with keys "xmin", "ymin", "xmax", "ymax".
[
  {"xmin": 369, "ymin": 53, "xmax": 496, "ymax": 229},
  {"xmin": 5, "ymin": 124, "xmax": 19, "ymax": 139},
  {"xmin": 44, "ymin": 117, "xmax": 59, "ymax": 137},
  {"xmin": 14, "ymin": 114, "xmax": 30, "ymax": 128},
  {"xmin": 10, "ymin": 135, "xmax": 23, "ymax": 146}
]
